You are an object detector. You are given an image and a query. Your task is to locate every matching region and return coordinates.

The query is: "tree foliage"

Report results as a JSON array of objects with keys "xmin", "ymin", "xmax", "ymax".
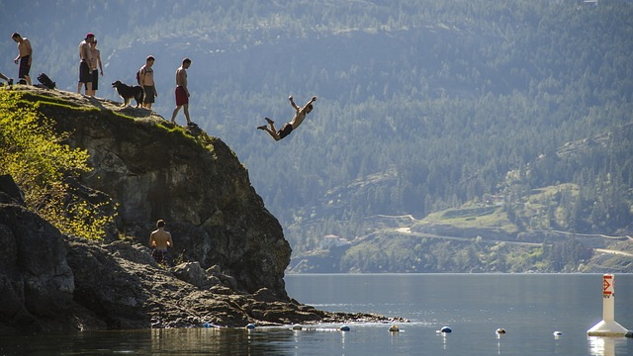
[{"xmin": 0, "ymin": 90, "xmax": 115, "ymax": 239}]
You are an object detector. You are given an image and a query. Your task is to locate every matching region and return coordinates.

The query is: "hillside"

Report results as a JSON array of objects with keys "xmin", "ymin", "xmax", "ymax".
[
  {"xmin": 2, "ymin": 0, "xmax": 632, "ymax": 269},
  {"xmin": 288, "ymin": 127, "xmax": 633, "ymax": 273},
  {"xmin": 289, "ymin": 194, "xmax": 633, "ymax": 273}
]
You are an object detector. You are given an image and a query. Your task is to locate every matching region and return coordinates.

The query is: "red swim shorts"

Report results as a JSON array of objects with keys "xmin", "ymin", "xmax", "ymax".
[{"xmin": 175, "ymin": 86, "xmax": 189, "ymax": 106}]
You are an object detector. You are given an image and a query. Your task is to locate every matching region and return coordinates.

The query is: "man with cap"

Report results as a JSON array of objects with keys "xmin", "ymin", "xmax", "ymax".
[{"xmin": 77, "ymin": 32, "xmax": 94, "ymax": 96}]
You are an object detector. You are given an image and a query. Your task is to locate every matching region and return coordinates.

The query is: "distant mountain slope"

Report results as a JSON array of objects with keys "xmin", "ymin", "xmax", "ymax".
[{"xmin": 287, "ymin": 125, "xmax": 633, "ymax": 273}]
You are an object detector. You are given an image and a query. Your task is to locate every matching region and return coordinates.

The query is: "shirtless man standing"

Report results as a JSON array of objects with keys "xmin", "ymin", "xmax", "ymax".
[
  {"xmin": 258, "ymin": 95, "xmax": 317, "ymax": 141},
  {"xmin": 149, "ymin": 219, "xmax": 173, "ymax": 265},
  {"xmin": 77, "ymin": 33, "xmax": 94, "ymax": 96},
  {"xmin": 139, "ymin": 55, "xmax": 157, "ymax": 109},
  {"xmin": 88, "ymin": 38, "xmax": 103, "ymax": 96},
  {"xmin": 170, "ymin": 58, "xmax": 192, "ymax": 125},
  {"xmin": 12, "ymin": 33, "xmax": 32, "ymax": 85}
]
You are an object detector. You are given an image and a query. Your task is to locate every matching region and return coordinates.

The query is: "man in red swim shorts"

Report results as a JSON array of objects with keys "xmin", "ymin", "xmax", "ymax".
[{"xmin": 170, "ymin": 58, "xmax": 192, "ymax": 126}]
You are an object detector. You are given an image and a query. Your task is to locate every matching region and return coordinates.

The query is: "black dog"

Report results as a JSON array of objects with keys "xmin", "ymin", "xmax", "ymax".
[{"xmin": 112, "ymin": 80, "xmax": 144, "ymax": 107}]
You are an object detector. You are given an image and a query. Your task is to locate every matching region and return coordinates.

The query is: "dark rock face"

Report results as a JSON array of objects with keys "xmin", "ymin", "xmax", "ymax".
[
  {"xmin": 0, "ymin": 195, "xmax": 75, "ymax": 332},
  {"xmin": 0, "ymin": 175, "xmax": 25, "ymax": 205},
  {"xmin": 27, "ymin": 88, "xmax": 291, "ymax": 298}
]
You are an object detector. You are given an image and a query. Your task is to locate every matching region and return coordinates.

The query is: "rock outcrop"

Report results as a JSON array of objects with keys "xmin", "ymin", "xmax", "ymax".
[
  {"xmin": 0, "ymin": 176, "xmax": 77, "ymax": 332},
  {"xmin": 24, "ymin": 87, "xmax": 290, "ymax": 298},
  {"xmin": 0, "ymin": 88, "xmax": 405, "ymax": 332}
]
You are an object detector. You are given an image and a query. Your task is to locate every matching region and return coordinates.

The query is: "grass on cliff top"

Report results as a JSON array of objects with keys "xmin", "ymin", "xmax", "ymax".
[
  {"xmin": 33, "ymin": 100, "xmax": 101, "ymax": 115},
  {"xmin": 27, "ymin": 89, "xmax": 216, "ymax": 150}
]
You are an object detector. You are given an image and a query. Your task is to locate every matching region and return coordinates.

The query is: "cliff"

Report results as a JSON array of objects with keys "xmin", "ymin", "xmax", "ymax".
[
  {"xmin": 0, "ymin": 87, "xmax": 402, "ymax": 332},
  {"xmin": 25, "ymin": 87, "xmax": 290, "ymax": 297}
]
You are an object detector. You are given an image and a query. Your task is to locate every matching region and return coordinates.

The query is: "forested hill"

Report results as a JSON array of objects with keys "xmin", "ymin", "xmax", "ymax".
[{"xmin": 2, "ymin": 0, "xmax": 632, "ymax": 267}]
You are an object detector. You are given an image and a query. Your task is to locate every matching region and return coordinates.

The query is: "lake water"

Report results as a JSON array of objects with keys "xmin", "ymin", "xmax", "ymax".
[{"xmin": 1, "ymin": 274, "xmax": 631, "ymax": 355}]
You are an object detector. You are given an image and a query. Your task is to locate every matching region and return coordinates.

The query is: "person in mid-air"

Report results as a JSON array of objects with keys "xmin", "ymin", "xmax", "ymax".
[{"xmin": 258, "ymin": 95, "xmax": 317, "ymax": 141}]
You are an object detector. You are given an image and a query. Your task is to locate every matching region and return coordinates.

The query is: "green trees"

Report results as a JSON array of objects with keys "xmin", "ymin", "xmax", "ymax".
[{"xmin": 0, "ymin": 91, "xmax": 115, "ymax": 239}]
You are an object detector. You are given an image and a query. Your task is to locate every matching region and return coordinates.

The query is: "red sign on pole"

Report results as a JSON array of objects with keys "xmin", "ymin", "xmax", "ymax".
[{"xmin": 603, "ymin": 274, "xmax": 613, "ymax": 296}]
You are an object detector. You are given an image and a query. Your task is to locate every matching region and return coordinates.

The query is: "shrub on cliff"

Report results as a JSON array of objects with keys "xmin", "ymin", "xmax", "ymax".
[{"xmin": 0, "ymin": 90, "xmax": 115, "ymax": 239}]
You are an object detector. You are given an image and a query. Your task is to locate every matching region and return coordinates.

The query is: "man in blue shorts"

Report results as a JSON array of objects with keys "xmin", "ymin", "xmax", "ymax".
[{"xmin": 12, "ymin": 33, "xmax": 32, "ymax": 85}]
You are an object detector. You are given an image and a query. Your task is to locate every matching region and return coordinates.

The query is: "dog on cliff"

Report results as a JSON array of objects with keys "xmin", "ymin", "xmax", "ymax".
[{"xmin": 112, "ymin": 80, "xmax": 144, "ymax": 107}]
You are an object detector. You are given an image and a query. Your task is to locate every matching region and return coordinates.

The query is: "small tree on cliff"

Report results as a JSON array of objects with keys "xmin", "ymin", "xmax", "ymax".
[{"xmin": 0, "ymin": 90, "xmax": 115, "ymax": 239}]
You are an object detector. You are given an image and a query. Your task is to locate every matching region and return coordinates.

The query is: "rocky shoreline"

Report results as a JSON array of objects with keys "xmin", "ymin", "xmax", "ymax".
[{"xmin": 1, "ymin": 176, "xmax": 405, "ymax": 333}]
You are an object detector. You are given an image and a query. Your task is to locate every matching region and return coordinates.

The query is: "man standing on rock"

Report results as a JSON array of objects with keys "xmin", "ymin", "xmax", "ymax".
[
  {"xmin": 77, "ymin": 33, "xmax": 94, "ymax": 96},
  {"xmin": 139, "ymin": 55, "xmax": 157, "ymax": 109},
  {"xmin": 88, "ymin": 38, "xmax": 103, "ymax": 97},
  {"xmin": 170, "ymin": 58, "xmax": 192, "ymax": 126},
  {"xmin": 149, "ymin": 219, "xmax": 173, "ymax": 265},
  {"xmin": 12, "ymin": 32, "xmax": 32, "ymax": 85}
]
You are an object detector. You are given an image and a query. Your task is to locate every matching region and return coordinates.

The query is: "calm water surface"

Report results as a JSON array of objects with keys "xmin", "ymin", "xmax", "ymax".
[{"xmin": 0, "ymin": 274, "xmax": 631, "ymax": 355}]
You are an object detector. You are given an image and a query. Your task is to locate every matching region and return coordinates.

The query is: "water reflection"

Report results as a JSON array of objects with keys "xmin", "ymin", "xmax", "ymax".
[
  {"xmin": 148, "ymin": 328, "xmax": 295, "ymax": 355},
  {"xmin": 0, "ymin": 328, "xmax": 296, "ymax": 356},
  {"xmin": 588, "ymin": 336, "xmax": 616, "ymax": 356}
]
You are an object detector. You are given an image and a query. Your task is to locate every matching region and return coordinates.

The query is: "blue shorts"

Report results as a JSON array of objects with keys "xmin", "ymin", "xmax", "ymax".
[{"xmin": 19, "ymin": 55, "xmax": 31, "ymax": 79}]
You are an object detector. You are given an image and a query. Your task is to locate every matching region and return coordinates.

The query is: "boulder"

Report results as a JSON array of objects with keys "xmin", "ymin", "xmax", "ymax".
[
  {"xmin": 171, "ymin": 262, "xmax": 216, "ymax": 289},
  {"xmin": 0, "ymin": 174, "xmax": 25, "ymax": 205},
  {"xmin": 0, "ymin": 203, "xmax": 74, "ymax": 332}
]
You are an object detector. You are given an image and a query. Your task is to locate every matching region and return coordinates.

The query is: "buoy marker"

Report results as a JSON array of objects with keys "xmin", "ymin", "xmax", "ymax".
[
  {"xmin": 587, "ymin": 274, "xmax": 630, "ymax": 337},
  {"xmin": 438, "ymin": 326, "xmax": 452, "ymax": 333}
]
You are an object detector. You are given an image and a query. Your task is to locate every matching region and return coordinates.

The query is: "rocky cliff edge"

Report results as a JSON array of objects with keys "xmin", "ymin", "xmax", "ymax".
[{"xmin": 0, "ymin": 87, "xmax": 403, "ymax": 333}]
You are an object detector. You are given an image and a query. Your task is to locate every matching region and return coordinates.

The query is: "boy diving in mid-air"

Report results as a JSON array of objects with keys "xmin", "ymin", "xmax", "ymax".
[{"xmin": 258, "ymin": 95, "xmax": 317, "ymax": 141}]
